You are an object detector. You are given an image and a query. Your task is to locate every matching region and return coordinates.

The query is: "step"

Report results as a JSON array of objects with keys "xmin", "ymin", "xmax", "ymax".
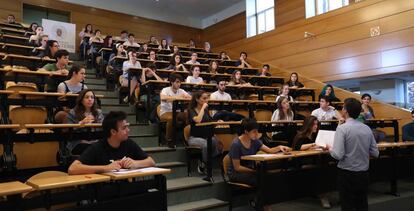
[
  {"xmin": 101, "ymin": 104, "xmax": 134, "ymax": 113},
  {"xmin": 156, "ymin": 161, "xmax": 187, "ymax": 179},
  {"xmin": 128, "ymin": 124, "xmax": 159, "ymax": 136},
  {"xmin": 131, "ymin": 135, "xmax": 159, "ymax": 148},
  {"xmin": 100, "ymin": 97, "xmax": 119, "ymax": 105},
  {"xmin": 145, "ymin": 147, "xmax": 187, "ymax": 163},
  {"xmin": 86, "ymin": 84, "xmax": 107, "ymax": 90},
  {"xmin": 168, "ymin": 198, "xmax": 228, "ymax": 211},
  {"xmin": 167, "ymin": 177, "xmax": 226, "ymax": 206},
  {"xmin": 95, "ymin": 90, "xmax": 118, "ymax": 98},
  {"xmin": 85, "ymin": 78, "xmax": 106, "ymax": 85}
]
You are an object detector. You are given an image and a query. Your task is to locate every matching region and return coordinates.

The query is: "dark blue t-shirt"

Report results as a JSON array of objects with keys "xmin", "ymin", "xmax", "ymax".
[{"xmin": 228, "ymin": 137, "xmax": 263, "ymax": 175}]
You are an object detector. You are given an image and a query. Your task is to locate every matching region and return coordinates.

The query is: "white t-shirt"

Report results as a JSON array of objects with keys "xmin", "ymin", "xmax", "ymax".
[
  {"xmin": 311, "ymin": 106, "xmax": 337, "ymax": 121},
  {"xmin": 122, "ymin": 60, "xmax": 142, "ymax": 79},
  {"xmin": 210, "ymin": 91, "xmax": 232, "ymax": 101},
  {"xmin": 185, "ymin": 60, "xmax": 200, "ymax": 65},
  {"xmin": 123, "ymin": 40, "xmax": 140, "ymax": 47},
  {"xmin": 160, "ymin": 87, "xmax": 189, "ymax": 116},
  {"xmin": 186, "ymin": 76, "xmax": 204, "ymax": 84}
]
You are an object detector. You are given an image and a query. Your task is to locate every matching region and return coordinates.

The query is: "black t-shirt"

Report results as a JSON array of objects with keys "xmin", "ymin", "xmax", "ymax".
[
  {"xmin": 79, "ymin": 139, "xmax": 148, "ymax": 165},
  {"xmin": 188, "ymin": 108, "xmax": 213, "ymax": 139}
]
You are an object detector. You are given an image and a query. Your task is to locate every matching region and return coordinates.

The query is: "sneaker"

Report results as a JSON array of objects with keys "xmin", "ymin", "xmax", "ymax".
[
  {"xmin": 123, "ymin": 96, "xmax": 129, "ymax": 103},
  {"xmin": 197, "ymin": 163, "xmax": 205, "ymax": 175},
  {"xmin": 320, "ymin": 197, "xmax": 331, "ymax": 209}
]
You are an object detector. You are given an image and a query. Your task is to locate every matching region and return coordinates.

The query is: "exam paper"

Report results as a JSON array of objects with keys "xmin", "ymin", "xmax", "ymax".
[{"xmin": 315, "ymin": 130, "xmax": 336, "ymax": 148}]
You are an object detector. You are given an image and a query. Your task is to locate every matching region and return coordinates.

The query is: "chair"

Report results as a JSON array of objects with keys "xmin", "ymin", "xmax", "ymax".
[
  {"xmin": 183, "ymin": 125, "xmax": 202, "ymax": 176},
  {"xmin": 254, "ymin": 110, "xmax": 272, "ymax": 122},
  {"xmin": 263, "ymin": 94, "xmax": 277, "ymax": 101},
  {"xmin": 222, "ymin": 154, "xmax": 255, "ymax": 210},
  {"xmin": 233, "ymin": 109, "xmax": 249, "ymax": 118},
  {"xmin": 6, "ymin": 82, "xmax": 38, "ymax": 99},
  {"xmin": 247, "ymin": 94, "xmax": 258, "ymax": 101}
]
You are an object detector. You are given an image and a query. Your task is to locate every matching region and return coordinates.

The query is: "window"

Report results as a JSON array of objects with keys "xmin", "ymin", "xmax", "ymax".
[
  {"xmin": 305, "ymin": 0, "xmax": 349, "ymax": 18},
  {"xmin": 23, "ymin": 4, "xmax": 70, "ymax": 24},
  {"xmin": 246, "ymin": 0, "xmax": 275, "ymax": 38}
]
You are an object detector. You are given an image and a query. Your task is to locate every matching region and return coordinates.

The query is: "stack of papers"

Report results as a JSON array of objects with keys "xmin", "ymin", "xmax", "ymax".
[{"xmin": 112, "ymin": 167, "xmax": 166, "ymax": 174}]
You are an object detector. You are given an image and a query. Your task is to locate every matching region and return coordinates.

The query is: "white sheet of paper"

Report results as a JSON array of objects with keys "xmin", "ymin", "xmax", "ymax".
[
  {"xmin": 315, "ymin": 130, "xmax": 336, "ymax": 148},
  {"xmin": 112, "ymin": 167, "xmax": 166, "ymax": 174}
]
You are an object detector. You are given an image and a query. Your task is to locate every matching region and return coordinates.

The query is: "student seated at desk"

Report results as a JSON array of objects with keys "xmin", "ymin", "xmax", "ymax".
[
  {"xmin": 121, "ymin": 50, "xmax": 142, "ymax": 103},
  {"xmin": 208, "ymin": 60, "xmax": 219, "ymax": 84},
  {"xmin": 359, "ymin": 93, "xmax": 386, "ymax": 142},
  {"xmin": 210, "ymin": 80, "xmax": 245, "ymax": 121},
  {"xmin": 188, "ymin": 91, "xmax": 222, "ymax": 174},
  {"xmin": 185, "ymin": 52, "xmax": 201, "ymax": 65},
  {"xmin": 68, "ymin": 111, "xmax": 155, "ymax": 174},
  {"xmin": 27, "ymin": 22, "xmax": 38, "ymax": 35},
  {"xmin": 271, "ymin": 96, "xmax": 295, "ymax": 141},
  {"xmin": 311, "ymin": 96, "xmax": 343, "ymax": 121},
  {"xmin": 148, "ymin": 50, "xmax": 157, "ymax": 62},
  {"xmin": 41, "ymin": 40, "xmax": 60, "ymax": 59},
  {"xmin": 204, "ymin": 42, "xmax": 212, "ymax": 53},
  {"xmin": 170, "ymin": 45, "xmax": 180, "ymax": 56},
  {"xmin": 108, "ymin": 43, "xmax": 127, "ymax": 82},
  {"xmin": 235, "ymin": 52, "xmax": 253, "ymax": 69},
  {"xmin": 140, "ymin": 64, "xmax": 163, "ymax": 121},
  {"xmin": 149, "ymin": 35, "xmax": 159, "ymax": 45},
  {"xmin": 96, "ymin": 36, "xmax": 113, "ymax": 68},
  {"xmin": 160, "ymin": 74, "xmax": 191, "ymax": 141},
  {"xmin": 66, "ymin": 89, "xmax": 104, "ymax": 155},
  {"xmin": 57, "ymin": 65, "xmax": 87, "ymax": 94},
  {"xmin": 228, "ymin": 118, "xmax": 290, "ymax": 211},
  {"xmin": 40, "ymin": 49, "xmax": 70, "ymax": 75},
  {"xmin": 123, "ymin": 33, "xmax": 140, "ymax": 48},
  {"xmin": 220, "ymin": 51, "xmax": 231, "ymax": 61},
  {"xmin": 287, "ymin": 72, "xmax": 304, "ymax": 88},
  {"xmin": 276, "ymin": 84, "xmax": 294, "ymax": 102},
  {"xmin": 292, "ymin": 116, "xmax": 320, "ymax": 151},
  {"xmin": 139, "ymin": 43, "xmax": 149, "ymax": 53},
  {"xmin": 186, "ymin": 65, "xmax": 204, "ymax": 84},
  {"xmin": 257, "ymin": 64, "xmax": 271, "ymax": 77},
  {"xmin": 119, "ymin": 30, "xmax": 128, "ymax": 43},
  {"xmin": 188, "ymin": 39, "xmax": 196, "ymax": 48},
  {"xmin": 32, "ymin": 35, "xmax": 48, "ymax": 56},
  {"xmin": 28, "ymin": 26, "xmax": 43, "ymax": 47},
  {"xmin": 5, "ymin": 14, "xmax": 22, "ymax": 26},
  {"xmin": 319, "ymin": 84, "xmax": 340, "ymax": 102},
  {"xmin": 158, "ymin": 39, "xmax": 170, "ymax": 50},
  {"xmin": 228, "ymin": 70, "xmax": 251, "ymax": 86},
  {"xmin": 403, "ymin": 110, "xmax": 414, "ymax": 141},
  {"xmin": 88, "ymin": 29, "xmax": 104, "ymax": 57},
  {"xmin": 167, "ymin": 53, "xmax": 187, "ymax": 72},
  {"xmin": 79, "ymin": 24, "xmax": 93, "ymax": 59}
]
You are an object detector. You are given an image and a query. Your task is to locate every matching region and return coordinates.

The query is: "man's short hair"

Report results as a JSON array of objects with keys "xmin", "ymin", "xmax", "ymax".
[
  {"xmin": 263, "ymin": 64, "xmax": 270, "ymax": 69},
  {"xmin": 121, "ymin": 30, "xmax": 128, "ymax": 34},
  {"xmin": 169, "ymin": 73, "xmax": 183, "ymax": 83},
  {"xmin": 344, "ymin": 98, "xmax": 362, "ymax": 119},
  {"xmin": 320, "ymin": 95, "xmax": 332, "ymax": 105},
  {"xmin": 128, "ymin": 33, "xmax": 135, "ymax": 38},
  {"xmin": 191, "ymin": 65, "xmax": 200, "ymax": 72},
  {"xmin": 239, "ymin": 118, "xmax": 259, "ymax": 135},
  {"xmin": 240, "ymin": 51, "xmax": 247, "ymax": 57},
  {"xmin": 55, "ymin": 49, "xmax": 69, "ymax": 60},
  {"xmin": 102, "ymin": 111, "xmax": 127, "ymax": 138}
]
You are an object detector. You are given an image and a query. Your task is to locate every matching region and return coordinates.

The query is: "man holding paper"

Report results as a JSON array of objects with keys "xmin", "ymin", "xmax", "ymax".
[
  {"xmin": 328, "ymin": 98, "xmax": 379, "ymax": 211},
  {"xmin": 68, "ymin": 111, "xmax": 155, "ymax": 175}
]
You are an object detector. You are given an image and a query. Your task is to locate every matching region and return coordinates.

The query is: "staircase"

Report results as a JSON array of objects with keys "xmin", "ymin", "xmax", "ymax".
[{"xmin": 84, "ymin": 67, "xmax": 229, "ymax": 210}]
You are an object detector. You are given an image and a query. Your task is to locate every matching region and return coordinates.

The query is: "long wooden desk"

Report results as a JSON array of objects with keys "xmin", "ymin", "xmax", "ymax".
[
  {"xmin": 26, "ymin": 174, "xmax": 110, "ymax": 191},
  {"xmin": 1, "ymin": 43, "xmax": 44, "ymax": 56},
  {"xmin": 0, "ymin": 181, "xmax": 33, "ymax": 211},
  {"xmin": 0, "ymin": 34, "xmax": 29, "ymax": 45}
]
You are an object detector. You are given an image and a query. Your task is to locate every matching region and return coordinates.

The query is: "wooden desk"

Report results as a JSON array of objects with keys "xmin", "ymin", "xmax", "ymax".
[
  {"xmin": 103, "ymin": 167, "xmax": 171, "ymax": 180},
  {"xmin": 0, "ymin": 22, "xmax": 27, "ymax": 29},
  {"xmin": 0, "ymin": 181, "xmax": 32, "ymax": 211},
  {"xmin": 0, "ymin": 34, "xmax": 29, "ymax": 45},
  {"xmin": 0, "ymin": 181, "xmax": 32, "ymax": 197},
  {"xmin": 27, "ymin": 174, "xmax": 110, "ymax": 191},
  {"xmin": 2, "ymin": 43, "xmax": 43, "ymax": 56}
]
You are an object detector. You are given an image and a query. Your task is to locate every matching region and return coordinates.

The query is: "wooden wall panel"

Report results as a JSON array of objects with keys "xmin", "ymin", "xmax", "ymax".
[
  {"xmin": 275, "ymin": 0, "xmax": 305, "ymax": 26},
  {"xmin": 2, "ymin": 0, "xmax": 202, "ymax": 49}
]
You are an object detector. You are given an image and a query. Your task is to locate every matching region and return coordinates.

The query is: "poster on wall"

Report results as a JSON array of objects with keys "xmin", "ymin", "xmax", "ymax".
[{"xmin": 42, "ymin": 19, "xmax": 76, "ymax": 53}]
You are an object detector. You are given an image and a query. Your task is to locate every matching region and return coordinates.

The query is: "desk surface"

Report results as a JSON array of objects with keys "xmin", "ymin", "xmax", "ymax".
[
  {"xmin": 0, "ymin": 124, "xmax": 20, "ymax": 129},
  {"xmin": 24, "ymin": 123, "xmax": 102, "ymax": 129},
  {"xmin": 26, "ymin": 174, "xmax": 110, "ymax": 191},
  {"xmin": 0, "ymin": 181, "xmax": 33, "ymax": 197},
  {"xmin": 195, "ymin": 120, "xmax": 304, "ymax": 127},
  {"xmin": 242, "ymin": 150, "xmax": 326, "ymax": 161},
  {"xmin": 103, "ymin": 167, "xmax": 171, "ymax": 180},
  {"xmin": 378, "ymin": 141, "xmax": 414, "ymax": 148}
]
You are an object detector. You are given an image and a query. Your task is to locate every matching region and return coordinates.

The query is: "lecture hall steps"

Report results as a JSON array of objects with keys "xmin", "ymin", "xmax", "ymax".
[{"xmin": 84, "ymin": 68, "xmax": 230, "ymax": 210}]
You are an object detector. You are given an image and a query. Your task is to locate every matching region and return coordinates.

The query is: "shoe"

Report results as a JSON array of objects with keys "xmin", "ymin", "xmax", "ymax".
[
  {"xmin": 123, "ymin": 96, "xmax": 129, "ymax": 103},
  {"xmin": 197, "ymin": 162, "xmax": 205, "ymax": 175},
  {"xmin": 320, "ymin": 197, "xmax": 331, "ymax": 209}
]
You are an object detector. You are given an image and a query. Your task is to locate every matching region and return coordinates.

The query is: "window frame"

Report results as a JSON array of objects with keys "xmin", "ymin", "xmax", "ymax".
[{"xmin": 246, "ymin": 0, "xmax": 275, "ymax": 38}]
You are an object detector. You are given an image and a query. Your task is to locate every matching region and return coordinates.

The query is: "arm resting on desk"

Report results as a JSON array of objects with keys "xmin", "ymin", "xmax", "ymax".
[
  {"xmin": 68, "ymin": 160, "xmax": 120, "ymax": 175},
  {"xmin": 130, "ymin": 156, "xmax": 156, "ymax": 169},
  {"xmin": 232, "ymin": 159, "xmax": 255, "ymax": 173},
  {"xmin": 260, "ymin": 145, "xmax": 291, "ymax": 154}
]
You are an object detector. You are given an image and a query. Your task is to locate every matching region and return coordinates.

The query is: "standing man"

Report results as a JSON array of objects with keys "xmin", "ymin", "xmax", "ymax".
[{"xmin": 329, "ymin": 98, "xmax": 379, "ymax": 211}]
